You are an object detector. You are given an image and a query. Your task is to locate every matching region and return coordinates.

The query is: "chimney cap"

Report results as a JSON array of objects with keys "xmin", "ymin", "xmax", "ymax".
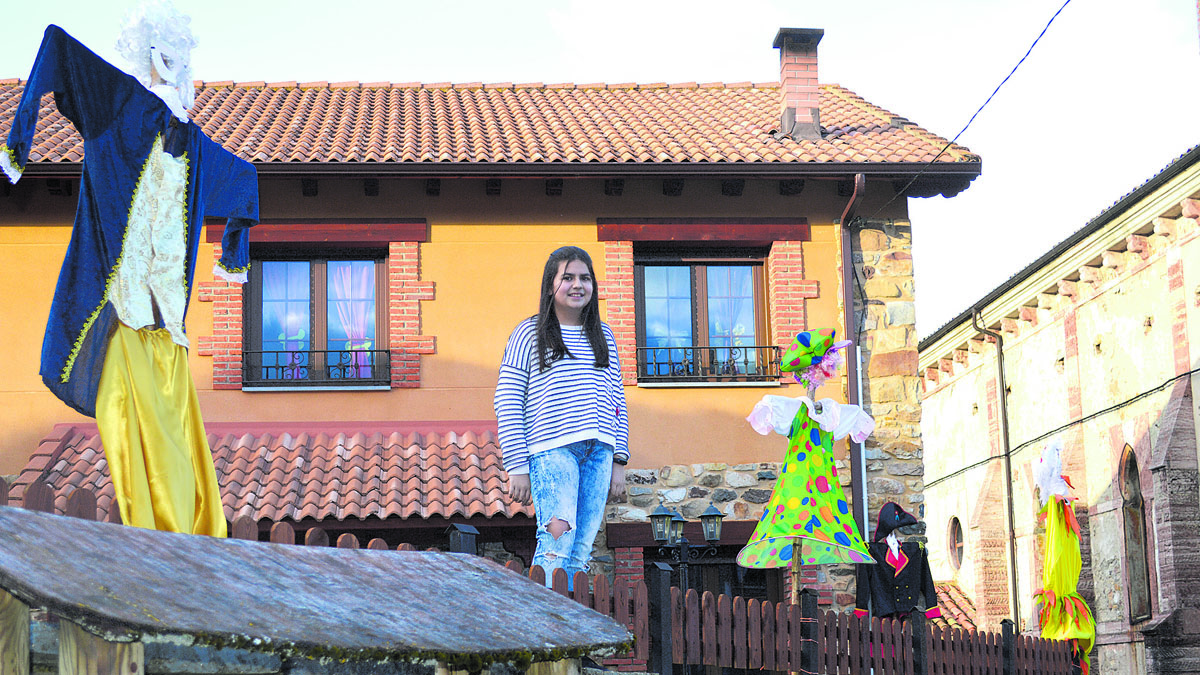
[{"xmin": 773, "ymin": 28, "xmax": 824, "ymax": 50}]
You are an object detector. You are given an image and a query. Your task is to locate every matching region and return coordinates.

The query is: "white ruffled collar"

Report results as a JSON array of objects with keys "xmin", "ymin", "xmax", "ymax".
[{"xmin": 745, "ymin": 394, "xmax": 876, "ymax": 443}]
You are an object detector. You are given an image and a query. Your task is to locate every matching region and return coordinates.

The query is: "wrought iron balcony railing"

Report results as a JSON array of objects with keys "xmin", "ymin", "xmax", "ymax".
[
  {"xmin": 636, "ymin": 345, "xmax": 782, "ymax": 383},
  {"xmin": 243, "ymin": 349, "xmax": 391, "ymax": 387}
]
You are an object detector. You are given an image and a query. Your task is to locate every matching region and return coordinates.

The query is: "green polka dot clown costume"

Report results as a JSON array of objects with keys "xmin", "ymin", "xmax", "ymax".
[{"xmin": 736, "ymin": 328, "xmax": 875, "ymax": 568}]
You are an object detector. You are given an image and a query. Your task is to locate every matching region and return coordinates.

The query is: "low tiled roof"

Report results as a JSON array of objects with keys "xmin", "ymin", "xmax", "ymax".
[
  {"xmin": 0, "ymin": 78, "xmax": 979, "ymax": 172},
  {"xmin": 933, "ymin": 581, "xmax": 978, "ymax": 632},
  {"xmin": 9, "ymin": 422, "xmax": 532, "ymax": 523}
]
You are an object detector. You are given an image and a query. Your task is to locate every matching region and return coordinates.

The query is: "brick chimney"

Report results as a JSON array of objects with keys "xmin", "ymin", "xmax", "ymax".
[{"xmin": 773, "ymin": 28, "xmax": 824, "ymax": 140}]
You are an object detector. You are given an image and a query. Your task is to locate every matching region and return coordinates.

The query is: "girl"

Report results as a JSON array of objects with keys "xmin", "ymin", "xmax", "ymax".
[{"xmin": 494, "ymin": 246, "xmax": 629, "ymax": 586}]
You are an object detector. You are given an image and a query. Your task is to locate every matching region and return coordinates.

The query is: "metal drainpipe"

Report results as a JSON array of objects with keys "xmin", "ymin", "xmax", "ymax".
[
  {"xmin": 839, "ymin": 174, "xmax": 869, "ymax": 540},
  {"xmin": 971, "ymin": 308, "xmax": 1022, "ymax": 628}
]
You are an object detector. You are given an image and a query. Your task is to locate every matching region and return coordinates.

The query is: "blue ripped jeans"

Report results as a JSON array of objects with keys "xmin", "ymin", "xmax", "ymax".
[{"xmin": 529, "ymin": 439, "xmax": 614, "ymax": 590}]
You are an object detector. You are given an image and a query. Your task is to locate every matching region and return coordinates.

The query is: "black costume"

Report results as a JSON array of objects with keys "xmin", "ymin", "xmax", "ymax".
[{"xmin": 854, "ymin": 502, "xmax": 941, "ymax": 620}]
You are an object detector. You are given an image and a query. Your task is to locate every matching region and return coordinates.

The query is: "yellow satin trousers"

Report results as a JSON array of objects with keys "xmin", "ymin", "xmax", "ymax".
[{"xmin": 95, "ymin": 323, "xmax": 227, "ymax": 537}]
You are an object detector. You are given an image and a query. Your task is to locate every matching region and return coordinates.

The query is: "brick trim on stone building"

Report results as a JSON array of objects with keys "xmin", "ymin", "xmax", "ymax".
[
  {"xmin": 603, "ymin": 242, "xmax": 637, "ymax": 385},
  {"xmin": 922, "ymin": 203, "xmax": 1200, "ymax": 393},
  {"xmin": 387, "ymin": 241, "xmax": 436, "ymax": 387},
  {"xmin": 767, "ymin": 240, "xmax": 819, "ymax": 350},
  {"xmin": 196, "ymin": 238, "xmax": 435, "ymax": 389},
  {"xmin": 196, "ymin": 243, "xmax": 246, "ymax": 390},
  {"xmin": 969, "ymin": 463, "xmax": 1013, "ymax": 632}
]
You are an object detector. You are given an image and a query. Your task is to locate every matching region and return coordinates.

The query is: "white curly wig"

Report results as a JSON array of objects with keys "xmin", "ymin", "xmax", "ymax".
[
  {"xmin": 115, "ymin": 0, "xmax": 198, "ymax": 108},
  {"xmin": 1034, "ymin": 437, "xmax": 1071, "ymax": 506}
]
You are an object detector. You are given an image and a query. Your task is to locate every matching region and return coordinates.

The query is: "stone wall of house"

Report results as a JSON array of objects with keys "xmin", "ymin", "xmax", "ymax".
[
  {"xmin": 609, "ymin": 463, "xmax": 784, "ymax": 522},
  {"xmin": 826, "ymin": 219, "xmax": 928, "ymax": 611},
  {"xmin": 601, "ymin": 461, "xmax": 783, "ymax": 589},
  {"xmin": 853, "ymin": 219, "xmax": 926, "ymax": 528}
]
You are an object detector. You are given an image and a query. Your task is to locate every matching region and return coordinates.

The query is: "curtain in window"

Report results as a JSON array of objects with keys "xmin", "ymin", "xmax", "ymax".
[
  {"xmin": 328, "ymin": 261, "xmax": 375, "ymax": 378},
  {"xmin": 707, "ymin": 266, "xmax": 757, "ymax": 375}
]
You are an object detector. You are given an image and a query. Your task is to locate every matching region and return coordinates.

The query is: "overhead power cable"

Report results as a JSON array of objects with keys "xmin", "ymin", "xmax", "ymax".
[
  {"xmin": 864, "ymin": 0, "xmax": 1074, "ymax": 220},
  {"xmin": 923, "ymin": 364, "xmax": 1200, "ymax": 491}
]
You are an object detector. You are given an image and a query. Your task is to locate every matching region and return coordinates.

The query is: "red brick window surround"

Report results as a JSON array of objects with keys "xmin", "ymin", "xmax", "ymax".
[
  {"xmin": 767, "ymin": 240, "xmax": 819, "ymax": 351},
  {"xmin": 602, "ymin": 241, "xmax": 638, "ymax": 385},
  {"xmin": 599, "ymin": 218, "xmax": 814, "ymax": 385},
  {"xmin": 198, "ymin": 219, "xmax": 434, "ymax": 390}
]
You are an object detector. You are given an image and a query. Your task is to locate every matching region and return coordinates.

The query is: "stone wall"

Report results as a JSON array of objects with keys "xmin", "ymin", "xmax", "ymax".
[
  {"xmin": 602, "ymin": 462, "xmax": 791, "ymax": 592},
  {"xmin": 853, "ymin": 219, "xmax": 926, "ymax": 526},
  {"xmin": 801, "ymin": 218, "xmax": 929, "ymax": 611},
  {"xmin": 610, "ymin": 463, "xmax": 783, "ymax": 522}
]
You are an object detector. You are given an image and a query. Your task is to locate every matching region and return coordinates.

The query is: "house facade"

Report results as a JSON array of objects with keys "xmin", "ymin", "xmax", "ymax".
[
  {"xmin": 0, "ymin": 28, "xmax": 978, "ymax": 620},
  {"xmin": 919, "ymin": 146, "xmax": 1200, "ymax": 674}
]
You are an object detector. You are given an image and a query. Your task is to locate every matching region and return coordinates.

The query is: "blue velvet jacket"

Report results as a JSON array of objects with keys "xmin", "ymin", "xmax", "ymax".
[{"xmin": 2, "ymin": 26, "xmax": 259, "ymax": 417}]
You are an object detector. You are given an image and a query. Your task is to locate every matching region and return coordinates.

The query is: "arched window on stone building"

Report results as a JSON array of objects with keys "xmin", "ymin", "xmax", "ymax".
[
  {"xmin": 1120, "ymin": 443, "xmax": 1152, "ymax": 623},
  {"xmin": 948, "ymin": 516, "xmax": 964, "ymax": 570}
]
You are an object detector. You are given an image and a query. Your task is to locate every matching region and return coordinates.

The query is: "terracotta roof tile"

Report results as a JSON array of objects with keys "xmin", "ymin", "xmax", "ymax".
[
  {"xmin": 933, "ymin": 581, "xmax": 978, "ymax": 632},
  {"xmin": 11, "ymin": 422, "xmax": 532, "ymax": 524},
  {"xmin": 0, "ymin": 81, "xmax": 978, "ymax": 168}
]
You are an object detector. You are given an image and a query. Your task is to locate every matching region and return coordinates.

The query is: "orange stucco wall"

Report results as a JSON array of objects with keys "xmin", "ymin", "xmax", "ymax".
[{"xmin": 0, "ymin": 175, "xmax": 907, "ymax": 476}]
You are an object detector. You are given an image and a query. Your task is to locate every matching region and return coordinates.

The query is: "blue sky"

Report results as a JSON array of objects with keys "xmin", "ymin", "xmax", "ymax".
[{"xmin": 3, "ymin": 0, "xmax": 1198, "ymax": 335}]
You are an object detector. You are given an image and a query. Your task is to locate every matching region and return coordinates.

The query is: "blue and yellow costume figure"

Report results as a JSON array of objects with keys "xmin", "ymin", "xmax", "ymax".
[{"xmin": 2, "ymin": 25, "xmax": 258, "ymax": 536}]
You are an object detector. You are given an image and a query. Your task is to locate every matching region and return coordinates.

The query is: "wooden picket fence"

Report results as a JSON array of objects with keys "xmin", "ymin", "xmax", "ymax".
[
  {"xmin": 2, "ymin": 478, "xmax": 1078, "ymax": 675},
  {"xmin": 664, "ymin": 583, "xmax": 1076, "ymax": 675}
]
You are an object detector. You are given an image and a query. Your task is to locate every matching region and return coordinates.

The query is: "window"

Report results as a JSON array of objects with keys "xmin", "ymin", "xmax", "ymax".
[
  {"xmin": 244, "ymin": 253, "xmax": 388, "ymax": 387},
  {"xmin": 634, "ymin": 247, "xmax": 778, "ymax": 382},
  {"xmin": 948, "ymin": 517, "xmax": 964, "ymax": 570},
  {"xmin": 1120, "ymin": 444, "xmax": 1152, "ymax": 623}
]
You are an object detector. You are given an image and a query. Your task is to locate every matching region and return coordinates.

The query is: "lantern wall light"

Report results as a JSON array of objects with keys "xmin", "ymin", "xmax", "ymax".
[{"xmin": 648, "ymin": 501, "xmax": 725, "ymax": 594}]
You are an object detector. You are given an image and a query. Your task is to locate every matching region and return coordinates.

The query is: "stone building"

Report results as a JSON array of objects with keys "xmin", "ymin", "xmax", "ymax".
[{"xmin": 919, "ymin": 145, "xmax": 1200, "ymax": 673}]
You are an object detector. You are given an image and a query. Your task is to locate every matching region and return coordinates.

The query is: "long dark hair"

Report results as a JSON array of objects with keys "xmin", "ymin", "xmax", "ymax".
[{"xmin": 535, "ymin": 246, "xmax": 610, "ymax": 371}]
